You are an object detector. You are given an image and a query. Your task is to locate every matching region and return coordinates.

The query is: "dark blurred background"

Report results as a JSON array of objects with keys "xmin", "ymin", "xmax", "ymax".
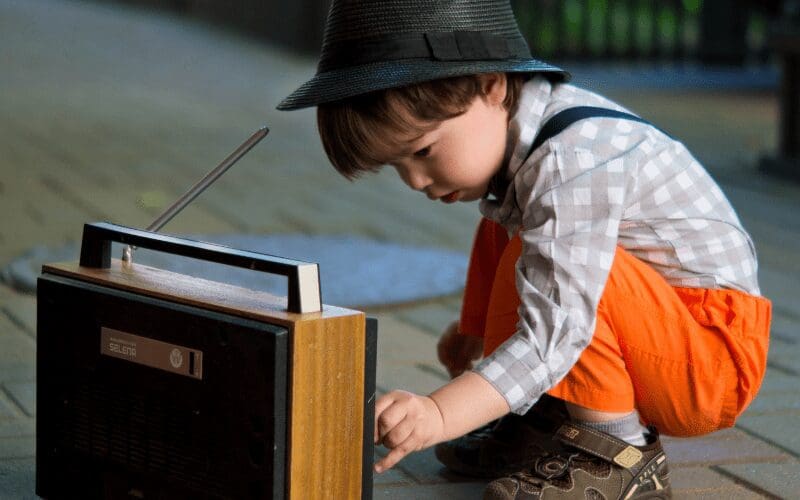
[
  {"xmin": 97, "ymin": 0, "xmax": 786, "ymax": 63},
  {"xmin": 91, "ymin": 0, "xmax": 799, "ymax": 172}
]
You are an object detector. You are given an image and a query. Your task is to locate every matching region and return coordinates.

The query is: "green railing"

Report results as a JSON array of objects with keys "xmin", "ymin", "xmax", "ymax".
[{"xmin": 512, "ymin": 0, "xmax": 773, "ymax": 64}]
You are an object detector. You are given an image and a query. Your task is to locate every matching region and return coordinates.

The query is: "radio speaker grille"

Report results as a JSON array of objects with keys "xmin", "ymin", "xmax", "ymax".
[{"xmin": 37, "ymin": 274, "xmax": 288, "ymax": 500}]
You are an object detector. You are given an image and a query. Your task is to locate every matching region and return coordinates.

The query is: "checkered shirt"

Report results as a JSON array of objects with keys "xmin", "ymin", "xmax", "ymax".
[{"xmin": 474, "ymin": 77, "xmax": 761, "ymax": 414}]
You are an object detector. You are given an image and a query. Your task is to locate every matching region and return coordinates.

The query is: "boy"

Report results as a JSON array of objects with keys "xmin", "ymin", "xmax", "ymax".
[{"xmin": 278, "ymin": 1, "xmax": 772, "ymax": 498}]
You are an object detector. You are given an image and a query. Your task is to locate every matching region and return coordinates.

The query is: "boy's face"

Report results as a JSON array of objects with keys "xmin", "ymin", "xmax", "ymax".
[{"xmin": 378, "ymin": 76, "xmax": 510, "ymax": 204}]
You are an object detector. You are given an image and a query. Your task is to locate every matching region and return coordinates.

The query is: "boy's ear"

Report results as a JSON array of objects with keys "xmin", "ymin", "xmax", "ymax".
[{"xmin": 479, "ymin": 73, "xmax": 508, "ymax": 106}]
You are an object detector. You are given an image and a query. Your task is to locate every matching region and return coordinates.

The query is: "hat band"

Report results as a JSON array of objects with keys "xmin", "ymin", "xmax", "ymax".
[{"xmin": 317, "ymin": 31, "xmax": 532, "ymax": 72}]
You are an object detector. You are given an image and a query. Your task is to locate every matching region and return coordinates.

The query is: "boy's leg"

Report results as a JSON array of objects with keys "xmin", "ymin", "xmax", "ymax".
[
  {"xmin": 484, "ymin": 246, "xmax": 770, "ymax": 499},
  {"xmin": 482, "ymin": 247, "xmax": 674, "ymax": 499},
  {"xmin": 547, "ymin": 246, "xmax": 770, "ymax": 436},
  {"xmin": 462, "ymin": 221, "xmax": 768, "ymax": 434},
  {"xmin": 458, "ymin": 217, "xmax": 511, "ymax": 339},
  {"xmin": 445, "ymin": 218, "xmax": 769, "ymax": 483},
  {"xmin": 482, "ymin": 233, "xmax": 522, "ymax": 356},
  {"xmin": 437, "ymin": 219, "xmax": 567, "ymax": 478}
]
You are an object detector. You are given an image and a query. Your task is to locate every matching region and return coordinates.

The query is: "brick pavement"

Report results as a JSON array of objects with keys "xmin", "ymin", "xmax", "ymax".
[{"xmin": 1, "ymin": 0, "xmax": 799, "ymax": 498}]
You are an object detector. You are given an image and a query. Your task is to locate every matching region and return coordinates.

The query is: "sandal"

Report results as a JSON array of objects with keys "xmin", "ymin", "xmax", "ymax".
[{"xmin": 483, "ymin": 422, "xmax": 671, "ymax": 499}]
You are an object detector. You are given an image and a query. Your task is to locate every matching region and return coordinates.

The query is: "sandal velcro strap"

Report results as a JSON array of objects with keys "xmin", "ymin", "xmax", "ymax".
[{"xmin": 555, "ymin": 423, "xmax": 644, "ymax": 469}]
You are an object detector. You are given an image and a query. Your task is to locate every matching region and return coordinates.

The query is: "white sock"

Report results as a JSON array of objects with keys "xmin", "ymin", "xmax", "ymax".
[{"xmin": 576, "ymin": 411, "xmax": 648, "ymax": 446}]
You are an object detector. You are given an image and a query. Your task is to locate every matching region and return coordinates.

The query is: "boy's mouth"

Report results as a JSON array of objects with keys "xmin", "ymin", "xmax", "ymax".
[{"xmin": 440, "ymin": 191, "xmax": 459, "ymax": 204}]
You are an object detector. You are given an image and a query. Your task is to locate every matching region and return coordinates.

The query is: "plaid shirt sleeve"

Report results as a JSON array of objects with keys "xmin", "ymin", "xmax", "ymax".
[{"xmin": 475, "ymin": 135, "xmax": 637, "ymax": 414}]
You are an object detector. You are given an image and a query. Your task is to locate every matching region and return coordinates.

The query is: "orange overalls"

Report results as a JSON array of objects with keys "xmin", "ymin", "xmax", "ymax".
[{"xmin": 460, "ymin": 218, "xmax": 771, "ymax": 437}]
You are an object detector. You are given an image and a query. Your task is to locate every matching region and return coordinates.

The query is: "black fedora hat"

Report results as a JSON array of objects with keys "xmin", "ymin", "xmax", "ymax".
[{"xmin": 277, "ymin": 0, "xmax": 569, "ymax": 110}]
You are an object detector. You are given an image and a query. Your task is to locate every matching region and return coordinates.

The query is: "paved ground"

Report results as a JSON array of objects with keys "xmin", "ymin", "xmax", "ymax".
[{"xmin": 1, "ymin": 0, "xmax": 799, "ymax": 498}]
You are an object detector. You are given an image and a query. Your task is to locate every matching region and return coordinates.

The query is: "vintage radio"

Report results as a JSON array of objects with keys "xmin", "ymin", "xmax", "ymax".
[
  {"xmin": 35, "ymin": 128, "xmax": 377, "ymax": 499},
  {"xmin": 36, "ymin": 222, "xmax": 376, "ymax": 499}
]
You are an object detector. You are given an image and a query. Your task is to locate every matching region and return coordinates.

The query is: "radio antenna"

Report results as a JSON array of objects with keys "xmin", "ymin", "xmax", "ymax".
[{"xmin": 122, "ymin": 126, "xmax": 269, "ymax": 264}]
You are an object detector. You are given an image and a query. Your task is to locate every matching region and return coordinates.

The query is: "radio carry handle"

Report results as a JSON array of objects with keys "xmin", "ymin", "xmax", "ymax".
[{"xmin": 78, "ymin": 221, "xmax": 322, "ymax": 314}]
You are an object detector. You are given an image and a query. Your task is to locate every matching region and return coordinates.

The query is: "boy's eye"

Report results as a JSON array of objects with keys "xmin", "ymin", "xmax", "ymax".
[{"xmin": 413, "ymin": 146, "xmax": 432, "ymax": 158}]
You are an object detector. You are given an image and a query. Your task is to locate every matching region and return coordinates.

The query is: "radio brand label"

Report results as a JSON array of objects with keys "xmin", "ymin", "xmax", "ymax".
[
  {"xmin": 108, "ymin": 337, "xmax": 137, "ymax": 358},
  {"xmin": 100, "ymin": 327, "xmax": 203, "ymax": 380}
]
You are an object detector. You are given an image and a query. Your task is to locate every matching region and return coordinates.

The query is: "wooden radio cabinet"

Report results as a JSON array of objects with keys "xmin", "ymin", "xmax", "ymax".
[{"xmin": 36, "ymin": 222, "xmax": 376, "ymax": 499}]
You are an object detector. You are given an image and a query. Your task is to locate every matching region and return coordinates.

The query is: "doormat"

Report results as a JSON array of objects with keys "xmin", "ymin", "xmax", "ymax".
[{"xmin": 1, "ymin": 234, "xmax": 468, "ymax": 309}]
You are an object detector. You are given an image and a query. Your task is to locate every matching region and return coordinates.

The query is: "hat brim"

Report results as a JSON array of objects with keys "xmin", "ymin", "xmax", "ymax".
[{"xmin": 277, "ymin": 59, "xmax": 569, "ymax": 110}]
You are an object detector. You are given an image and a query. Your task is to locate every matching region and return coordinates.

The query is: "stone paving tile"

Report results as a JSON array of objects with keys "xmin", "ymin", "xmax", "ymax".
[
  {"xmin": 373, "ymin": 446, "xmax": 449, "ymax": 487},
  {"xmin": 0, "ymin": 313, "xmax": 36, "ymax": 352},
  {"xmin": 0, "ymin": 436, "xmax": 34, "ymax": 459},
  {"xmin": 372, "ymin": 461, "xmax": 416, "ymax": 486},
  {"xmin": 0, "ymin": 288, "xmax": 36, "ymax": 339},
  {"xmin": 669, "ymin": 466, "xmax": 754, "ymax": 491},
  {"xmin": 661, "ymin": 428, "xmax": 791, "ymax": 466},
  {"xmin": 766, "ymin": 360, "xmax": 799, "ymax": 378},
  {"xmin": 374, "ymin": 314, "xmax": 448, "ymax": 396},
  {"xmin": 0, "ymin": 309, "xmax": 36, "ymax": 343},
  {"xmin": 413, "ymin": 362, "xmax": 450, "ymax": 384},
  {"xmin": 0, "ymin": 285, "xmax": 19, "ymax": 302},
  {"xmin": 378, "ymin": 447, "xmax": 451, "ymax": 485},
  {"xmin": 0, "ymin": 418, "xmax": 35, "ymax": 438},
  {"xmin": 758, "ymin": 268, "xmax": 800, "ymax": 332},
  {"xmin": 0, "ymin": 458, "xmax": 36, "ymax": 500},
  {"xmin": 0, "ymin": 315, "xmax": 35, "ymax": 382},
  {"xmin": 683, "ymin": 490, "xmax": 768, "ymax": 499},
  {"xmin": 736, "ymin": 415, "xmax": 800, "ymax": 457},
  {"xmin": 391, "ymin": 299, "xmax": 462, "ymax": 338},
  {"xmin": 745, "ymin": 393, "xmax": 800, "ymax": 415},
  {"xmin": 757, "ymin": 370, "xmax": 800, "ymax": 394},
  {"xmin": 0, "ymin": 390, "xmax": 21, "ymax": 420},
  {"xmin": 2, "ymin": 382, "xmax": 35, "ymax": 417},
  {"xmin": 765, "ymin": 338, "xmax": 800, "ymax": 375},
  {"xmin": 375, "ymin": 481, "xmax": 486, "ymax": 499},
  {"xmin": 716, "ymin": 463, "xmax": 800, "ymax": 499},
  {"xmin": 736, "ymin": 367, "xmax": 800, "ymax": 450},
  {"xmin": 769, "ymin": 311, "xmax": 800, "ymax": 343},
  {"xmin": 0, "ymin": 364, "xmax": 34, "ymax": 387}
]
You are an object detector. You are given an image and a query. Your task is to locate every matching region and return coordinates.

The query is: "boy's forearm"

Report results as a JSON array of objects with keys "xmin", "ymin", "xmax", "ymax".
[{"xmin": 428, "ymin": 371, "xmax": 511, "ymax": 441}]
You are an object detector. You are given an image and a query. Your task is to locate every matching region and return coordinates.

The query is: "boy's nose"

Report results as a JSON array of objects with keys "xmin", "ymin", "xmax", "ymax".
[
  {"xmin": 398, "ymin": 166, "xmax": 432, "ymax": 192},
  {"xmin": 408, "ymin": 175, "xmax": 432, "ymax": 192}
]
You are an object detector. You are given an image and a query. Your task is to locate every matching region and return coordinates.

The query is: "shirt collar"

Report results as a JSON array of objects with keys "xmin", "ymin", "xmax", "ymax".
[
  {"xmin": 507, "ymin": 76, "xmax": 554, "ymax": 176},
  {"xmin": 480, "ymin": 76, "xmax": 554, "ymax": 227}
]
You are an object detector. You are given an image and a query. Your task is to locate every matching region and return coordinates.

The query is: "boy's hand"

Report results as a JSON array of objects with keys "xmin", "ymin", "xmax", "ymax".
[
  {"xmin": 437, "ymin": 320, "xmax": 483, "ymax": 378},
  {"xmin": 373, "ymin": 390, "xmax": 445, "ymax": 473}
]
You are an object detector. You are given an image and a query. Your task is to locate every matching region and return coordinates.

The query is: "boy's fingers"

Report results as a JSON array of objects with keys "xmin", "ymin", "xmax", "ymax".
[
  {"xmin": 374, "ymin": 393, "xmax": 402, "ymax": 442},
  {"xmin": 381, "ymin": 417, "xmax": 414, "ymax": 449},
  {"xmin": 375, "ymin": 401, "xmax": 407, "ymax": 443},
  {"xmin": 374, "ymin": 392, "xmax": 397, "ymax": 416},
  {"xmin": 374, "ymin": 438, "xmax": 415, "ymax": 473}
]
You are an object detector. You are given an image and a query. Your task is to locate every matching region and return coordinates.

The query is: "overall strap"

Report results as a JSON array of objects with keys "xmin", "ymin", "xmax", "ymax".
[
  {"xmin": 525, "ymin": 105, "xmax": 664, "ymax": 160},
  {"xmin": 489, "ymin": 106, "xmax": 665, "ymax": 199}
]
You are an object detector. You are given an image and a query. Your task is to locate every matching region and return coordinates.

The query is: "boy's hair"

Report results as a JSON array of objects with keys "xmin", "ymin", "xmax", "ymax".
[{"xmin": 317, "ymin": 73, "xmax": 526, "ymax": 179}]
